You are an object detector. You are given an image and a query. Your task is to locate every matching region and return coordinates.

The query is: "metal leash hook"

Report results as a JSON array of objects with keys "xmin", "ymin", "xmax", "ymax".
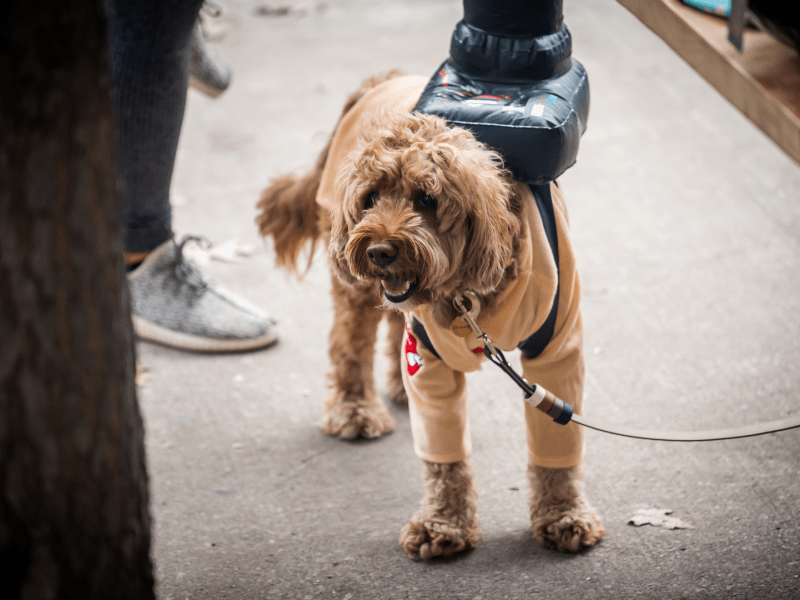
[
  {"xmin": 453, "ymin": 292, "xmax": 496, "ymax": 357},
  {"xmin": 453, "ymin": 292, "xmax": 575, "ymax": 426}
]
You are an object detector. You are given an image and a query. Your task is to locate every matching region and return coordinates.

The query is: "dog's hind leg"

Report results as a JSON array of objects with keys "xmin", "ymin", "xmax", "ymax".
[
  {"xmin": 384, "ymin": 310, "xmax": 407, "ymax": 404},
  {"xmin": 399, "ymin": 458, "xmax": 481, "ymax": 559},
  {"xmin": 323, "ymin": 274, "xmax": 395, "ymax": 439}
]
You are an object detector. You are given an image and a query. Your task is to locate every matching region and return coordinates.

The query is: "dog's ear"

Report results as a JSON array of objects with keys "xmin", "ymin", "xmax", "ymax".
[
  {"xmin": 327, "ymin": 204, "xmax": 358, "ymax": 286},
  {"xmin": 326, "ymin": 152, "xmax": 375, "ymax": 286},
  {"xmin": 461, "ymin": 181, "xmax": 519, "ymax": 294},
  {"xmin": 425, "ymin": 134, "xmax": 520, "ymax": 294}
]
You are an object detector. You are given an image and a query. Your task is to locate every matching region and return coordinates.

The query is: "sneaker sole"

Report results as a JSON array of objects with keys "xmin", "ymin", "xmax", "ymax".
[
  {"xmin": 133, "ymin": 315, "xmax": 278, "ymax": 353},
  {"xmin": 189, "ymin": 74, "xmax": 227, "ymax": 98}
]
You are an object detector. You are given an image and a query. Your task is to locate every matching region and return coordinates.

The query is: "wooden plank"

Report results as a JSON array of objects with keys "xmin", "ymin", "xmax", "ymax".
[{"xmin": 617, "ymin": 0, "xmax": 800, "ymax": 165}]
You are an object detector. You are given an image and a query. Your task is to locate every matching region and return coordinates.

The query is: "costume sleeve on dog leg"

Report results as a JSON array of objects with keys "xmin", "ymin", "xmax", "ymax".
[
  {"xmin": 402, "ymin": 323, "xmax": 472, "ymax": 464},
  {"xmin": 525, "ymin": 410, "xmax": 583, "ymax": 469},
  {"xmin": 520, "ymin": 311, "xmax": 586, "ymax": 469}
]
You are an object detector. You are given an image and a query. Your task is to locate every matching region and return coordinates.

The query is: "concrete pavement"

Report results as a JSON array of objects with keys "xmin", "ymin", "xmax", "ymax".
[{"xmin": 135, "ymin": 1, "xmax": 800, "ymax": 597}]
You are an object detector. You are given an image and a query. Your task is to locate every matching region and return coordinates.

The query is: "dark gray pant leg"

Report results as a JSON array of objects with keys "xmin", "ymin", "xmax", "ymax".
[{"xmin": 105, "ymin": 0, "xmax": 204, "ymax": 253}]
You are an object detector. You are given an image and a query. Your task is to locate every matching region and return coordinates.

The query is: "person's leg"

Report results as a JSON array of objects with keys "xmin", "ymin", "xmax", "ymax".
[
  {"xmin": 106, "ymin": 0, "xmax": 201, "ymax": 258},
  {"xmin": 189, "ymin": 2, "xmax": 232, "ymax": 98},
  {"xmin": 461, "ymin": 0, "xmax": 563, "ymax": 37},
  {"xmin": 106, "ymin": 0, "xmax": 277, "ymax": 352}
]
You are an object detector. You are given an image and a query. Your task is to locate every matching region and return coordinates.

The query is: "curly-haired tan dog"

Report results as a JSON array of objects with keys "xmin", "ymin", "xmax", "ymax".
[{"xmin": 256, "ymin": 72, "xmax": 604, "ymax": 558}]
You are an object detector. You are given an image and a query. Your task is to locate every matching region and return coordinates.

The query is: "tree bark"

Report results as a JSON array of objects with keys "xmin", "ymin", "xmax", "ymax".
[{"xmin": 0, "ymin": 1, "xmax": 155, "ymax": 598}]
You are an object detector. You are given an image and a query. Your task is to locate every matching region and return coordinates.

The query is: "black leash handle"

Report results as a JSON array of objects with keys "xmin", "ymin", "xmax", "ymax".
[{"xmin": 482, "ymin": 346, "xmax": 574, "ymax": 425}]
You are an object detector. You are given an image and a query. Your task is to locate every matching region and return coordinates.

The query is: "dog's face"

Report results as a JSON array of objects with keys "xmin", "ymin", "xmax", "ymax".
[{"xmin": 329, "ymin": 112, "xmax": 520, "ymax": 317}]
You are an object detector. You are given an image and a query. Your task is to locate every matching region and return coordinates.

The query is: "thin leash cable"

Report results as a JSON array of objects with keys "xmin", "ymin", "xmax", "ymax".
[
  {"xmin": 568, "ymin": 412, "xmax": 800, "ymax": 442},
  {"xmin": 454, "ymin": 293, "xmax": 800, "ymax": 442}
]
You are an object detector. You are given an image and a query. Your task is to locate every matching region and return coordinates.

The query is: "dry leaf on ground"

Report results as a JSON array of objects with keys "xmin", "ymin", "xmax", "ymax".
[
  {"xmin": 253, "ymin": 3, "xmax": 326, "ymax": 18},
  {"xmin": 182, "ymin": 240, "xmax": 257, "ymax": 265},
  {"xmin": 208, "ymin": 240, "xmax": 257, "ymax": 263},
  {"xmin": 628, "ymin": 508, "xmax": 694, "ymax": 530}
]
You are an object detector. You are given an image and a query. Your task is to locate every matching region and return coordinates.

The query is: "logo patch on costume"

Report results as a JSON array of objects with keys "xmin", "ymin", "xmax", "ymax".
[{"xmin": 405, "ymin": 325, "xmax": 423, "ymax": 376}]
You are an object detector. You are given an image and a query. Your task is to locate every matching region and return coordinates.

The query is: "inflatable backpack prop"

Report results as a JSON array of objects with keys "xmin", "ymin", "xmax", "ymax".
[
  {"xmin": 412, "ymin": 0, "xmax": 589, "ymax": 360},
  {"xmin": 413, "ymin": 0, "xmax": 589, "ymax": 184}
]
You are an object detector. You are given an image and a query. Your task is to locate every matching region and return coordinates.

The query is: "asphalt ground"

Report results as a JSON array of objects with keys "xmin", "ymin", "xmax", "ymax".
[{"xmin": 134, "ymin": 1, "xmax": 800, "ymax": 598}]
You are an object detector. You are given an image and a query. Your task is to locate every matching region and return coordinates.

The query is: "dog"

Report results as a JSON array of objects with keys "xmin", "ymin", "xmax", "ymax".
[{"xmin": 256, "ymin": 72, "xmax": 605, "ymax": 558}]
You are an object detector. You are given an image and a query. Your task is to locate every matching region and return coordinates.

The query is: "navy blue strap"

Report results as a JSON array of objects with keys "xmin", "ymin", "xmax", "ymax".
[
  {"xmin": 411, "ymin": 184, "xmax": 559, "ymax": 361},
  {"xmin": 411, "ymin": 316, "xmax": 441, "ymax": 360},
  {"xmin": 517, "ymin": 183, "xmax": 560, "ymax": 359}
]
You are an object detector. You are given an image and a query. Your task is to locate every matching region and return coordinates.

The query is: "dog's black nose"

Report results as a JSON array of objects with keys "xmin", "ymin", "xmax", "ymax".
[{"xmin": 367, "ymin": 242, "xmax": 398, "ymax": 267}]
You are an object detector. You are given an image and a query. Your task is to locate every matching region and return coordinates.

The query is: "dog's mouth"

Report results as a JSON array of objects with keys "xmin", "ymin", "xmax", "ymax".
[{"xmin": 381, "ymin": 275, "xmax": 418, "ymax": 304}]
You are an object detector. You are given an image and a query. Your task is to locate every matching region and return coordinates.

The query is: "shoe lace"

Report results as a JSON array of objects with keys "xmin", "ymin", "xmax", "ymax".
[
  {"xmin": 201, "ymin": 0, "xmax": 222, "ymax": 18},
  {"xmin": 197, "ymin": 1, "xmax": 222, "ymax": 41},
  {"xmin": 160, "ymin": 235, "xmax": 211, "ymax": 300}
]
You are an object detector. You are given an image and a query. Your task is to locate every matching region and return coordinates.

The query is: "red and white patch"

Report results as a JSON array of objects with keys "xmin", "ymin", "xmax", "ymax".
[{"xmin": 405, "ymin": 324, "xmax": 423, "ymax": 376}]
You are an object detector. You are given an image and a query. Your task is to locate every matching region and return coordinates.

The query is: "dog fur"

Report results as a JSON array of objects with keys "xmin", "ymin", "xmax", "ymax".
[{"xmin": 256, "ymin": 72, "xmax": 604, "ymax": 557}]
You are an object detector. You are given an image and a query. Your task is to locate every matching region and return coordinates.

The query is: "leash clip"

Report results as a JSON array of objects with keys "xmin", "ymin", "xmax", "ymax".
[{"xmin": 453, "ymin": 292, "xmax": 499, "ymax": 358}]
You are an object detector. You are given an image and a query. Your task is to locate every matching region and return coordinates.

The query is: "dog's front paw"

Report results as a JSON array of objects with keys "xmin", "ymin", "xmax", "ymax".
[
  {"xmin": 399, "ymin": 515, "xmax": 480, "ymax": 560},
  {"xmin": 528, "ymin": 464, "xmax": 605, "ymax": 553},
  {"xmin": 400, "ymin": 459, "xmax": 481, "ymax": 559},
  {"xmin": 530, "ymin": 502, "xmax": 605, "ymax": 553},
  {"xmin": 320, "ymin": 392, "xmax": 395, "ymax": 439}
]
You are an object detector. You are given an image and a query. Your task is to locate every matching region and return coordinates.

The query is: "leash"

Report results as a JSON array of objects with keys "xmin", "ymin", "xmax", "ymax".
[{"xmin": 453, "ymin": 292, "xmax": 800, "ymax": 442}]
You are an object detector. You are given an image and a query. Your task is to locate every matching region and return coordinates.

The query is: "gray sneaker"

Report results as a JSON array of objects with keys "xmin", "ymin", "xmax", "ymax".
[
  {"xmin": 189, "ymin": 11, "xmax": 232, "ymax": 98},
  {"xmin": 128, "ymin": 236, "xmax": 278, "ymax": 352}
]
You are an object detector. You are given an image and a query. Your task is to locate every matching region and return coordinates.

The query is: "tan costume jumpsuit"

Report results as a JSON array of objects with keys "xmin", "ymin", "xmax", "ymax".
[{"xmin": 318, "ymin": 76, "xmax": 585, "ymax": 469}]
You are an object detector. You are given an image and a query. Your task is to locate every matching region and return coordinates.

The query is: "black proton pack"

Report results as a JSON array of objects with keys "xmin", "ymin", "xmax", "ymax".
[{"xmin": 412, "ymin": 0, "xmax": 587, "ymax": 360}]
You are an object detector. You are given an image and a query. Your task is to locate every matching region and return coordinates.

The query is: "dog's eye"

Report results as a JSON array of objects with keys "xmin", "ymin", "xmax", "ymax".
[
  {"xmin": 417, "ymin": 194, "xmax": 437, "ymax": 210},
  {"xmin": 363, "ymin": 192, "xmax": 378, "ymax": 211}
]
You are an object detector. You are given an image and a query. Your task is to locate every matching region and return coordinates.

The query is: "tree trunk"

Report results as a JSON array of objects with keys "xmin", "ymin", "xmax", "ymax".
[{"xmin": 0, "ymin": 1, "xmax": 155, "ymax": 598}]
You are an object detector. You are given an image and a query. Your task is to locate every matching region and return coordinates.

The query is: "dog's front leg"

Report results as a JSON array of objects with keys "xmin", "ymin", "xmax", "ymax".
[
  {"xmin": 399, "ymin": 458, "xmax": 481, "ymax": 559},
  {"xmin": 398, "ymin": 330, "xmax": 479, "ymax": 558},
  {"xmin": 521, "ymin": 346, "xmax": 605, "ymax": 552},
  {"xmin": 322, "ymin": 274, "xmax": 395, "ymax": 439},
  {"xmin": 528, "ymin": 464, "xmax": 605, "ymax": 552}
]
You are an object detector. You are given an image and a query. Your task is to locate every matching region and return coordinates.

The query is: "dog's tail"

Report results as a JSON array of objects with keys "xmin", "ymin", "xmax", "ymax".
[
  {"xmin": 256, "ymin": 70, "xmax": 404, "ymax": 273},
  {"xmin": 256, "ymin": 157, "xmax": 326, "ymax": 273}
]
